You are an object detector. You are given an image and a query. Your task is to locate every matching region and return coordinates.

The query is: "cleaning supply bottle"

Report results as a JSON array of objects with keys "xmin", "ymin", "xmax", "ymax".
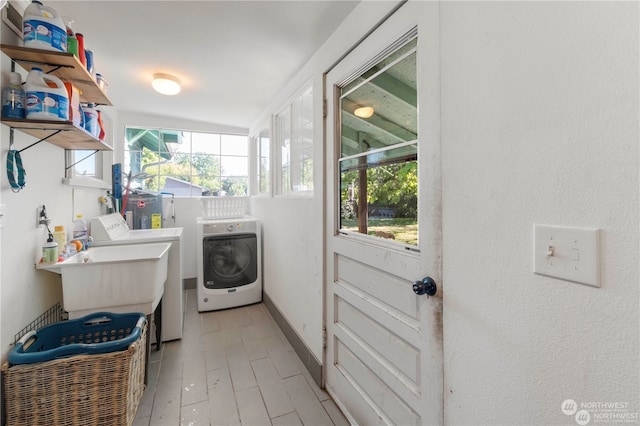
[
  {"xmin": 67, "ymin": 33, "xmax": 78, "ymax": 58},
  {"xmin": 72, "ymin": 214, "xmax": 88, "ymax": 249},
  {"xmin": 2, "ymin": 72, "xmax": 25, "ymax": 119},
  {"xmin": 75, "ymin": 33, "xmax": 86, "ymax": 67},
  {"xmin": 42, "ymin": 237, "xmax": 58, "ymax": 264},
  {"xmin": 23, "ymin": 0, "xmax": 67, "ymax": 52},
  {"xmin": 97, "ymin": 109, "xmax": 106, "ymax": 140},
  {"xmin": 63, "ymin": 82, "xmax": 82, "ymax": 127},
  {"xmin": 52, "ymin": 225, "xmax": 66, "ymax": 258},
  {"xmin": 82, "ymin": 102, "xmax": 98, "ymax": 138},
  {"xmin": 25, "ymin": 67, "xmax": 69, "ymax": 121},
  {"xmin": 63, "ymin": 16, "xmax": 79, "ymax": 58}
]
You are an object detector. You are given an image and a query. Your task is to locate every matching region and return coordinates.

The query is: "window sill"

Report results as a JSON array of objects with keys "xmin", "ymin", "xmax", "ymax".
[
  {"xmin": 275, "ymin": 191, "xmax": 314, "ymax": 198},
  {"xmin": 62, "ymin": 176, "xmax": 111, "ymax": 190}
]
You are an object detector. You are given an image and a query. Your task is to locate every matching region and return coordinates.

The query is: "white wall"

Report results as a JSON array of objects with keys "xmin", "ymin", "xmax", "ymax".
[
  {"xmin": 250, "ymin": 1, "xmax": 402, "ymax": 362},
  {"xmin": 0, "ymin": 107, "xmax": 108, "ymax": 355},
  {"xmin": 0, "ymin": 19, "xmax": 111, "ymax": 354},
  {"xmin": 253, "ymin": 0, "xmax": 639, "ymax": 422},
  {"xmin": 440, "ymin": 2, "xmax": 639, "ymax": 423}
]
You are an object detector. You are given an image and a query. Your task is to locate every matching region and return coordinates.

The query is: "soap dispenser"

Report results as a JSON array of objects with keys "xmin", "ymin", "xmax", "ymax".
[{"xmin": 42, "ymin": 236, "xmax": 58, "ymax": 264}]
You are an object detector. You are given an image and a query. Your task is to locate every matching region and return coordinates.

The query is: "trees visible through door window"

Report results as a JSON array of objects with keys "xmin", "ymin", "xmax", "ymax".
[
  {"xmin": 339, "ymin": 36, "xmax": 418, "ymax": 245},
  {"xmin": 124, "ymin": 128, "xmax": 248, "ymax": 197}
]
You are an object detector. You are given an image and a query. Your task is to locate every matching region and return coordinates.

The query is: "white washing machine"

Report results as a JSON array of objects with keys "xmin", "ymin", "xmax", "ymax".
[
  {"xmin": 90, "ymin": 213, "xmax": 184, "ymax": 342},
  {"xmin": 197, "ymin": 216, "xmax": 262, "ymax": 312}
]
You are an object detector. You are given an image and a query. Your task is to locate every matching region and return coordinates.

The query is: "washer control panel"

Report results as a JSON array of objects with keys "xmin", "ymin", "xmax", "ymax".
[{"xmin": 201, "ymin": 219, "xmax": 257, "ymax": 235}]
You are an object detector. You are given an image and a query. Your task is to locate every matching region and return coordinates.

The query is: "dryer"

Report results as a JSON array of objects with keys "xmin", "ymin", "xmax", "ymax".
[{"xmin": 197, "ymin": 216, "xmax": 262, "ymax": 311}]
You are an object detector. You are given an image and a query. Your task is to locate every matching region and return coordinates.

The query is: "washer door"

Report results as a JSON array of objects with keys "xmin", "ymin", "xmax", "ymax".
[{"xmin": 203, "ymin": 233, "xmax": 257, "ymax": 289}]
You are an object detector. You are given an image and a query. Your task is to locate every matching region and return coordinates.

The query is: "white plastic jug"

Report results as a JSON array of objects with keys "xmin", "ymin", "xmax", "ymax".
[
  {"xmin": 82, "ymin": 102, "xmax": 99, "ymax": 138},
  {"xmin": 25, "ymin": 67, "xmax": 69, "ymax": 121},
  {"xmin": 23, "ymin": 1, "xmax": 67, "ymax": 52}
]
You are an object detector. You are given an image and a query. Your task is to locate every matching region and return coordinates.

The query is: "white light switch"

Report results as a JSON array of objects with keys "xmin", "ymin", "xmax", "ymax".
[{"xmin": 533, "ymin": 224, "xmax": 600, "ymax": 287}]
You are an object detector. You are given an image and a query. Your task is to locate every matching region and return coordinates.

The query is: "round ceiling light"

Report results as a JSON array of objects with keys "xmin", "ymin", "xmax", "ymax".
[
  {"xmin": 353, "ymin": 106, "xmax": 374, "ymax": 118},
  {"xmin": 152, "ymin": 73, "xmax": 181, "ymax": 95}
]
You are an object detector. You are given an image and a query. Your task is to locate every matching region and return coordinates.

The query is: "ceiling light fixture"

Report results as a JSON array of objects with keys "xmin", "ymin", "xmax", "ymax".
[
  {"xmin": 152, "ymin": 73, "xmax": 181, "ymax": 95},
  {"xmin": 353, "ymin": 106, "xmax": 374, "ymax": 119}
]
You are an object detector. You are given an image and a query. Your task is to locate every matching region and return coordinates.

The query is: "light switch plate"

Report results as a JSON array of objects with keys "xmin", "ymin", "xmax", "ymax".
[{"xmin": 533, "ymin": 224, "xmax": 600, "ymax": 287}]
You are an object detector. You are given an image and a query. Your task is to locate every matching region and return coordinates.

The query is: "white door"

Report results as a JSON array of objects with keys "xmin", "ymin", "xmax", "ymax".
[{"xmin": 324, "ymin": 2, "xmax": 442, "ymax": 425}]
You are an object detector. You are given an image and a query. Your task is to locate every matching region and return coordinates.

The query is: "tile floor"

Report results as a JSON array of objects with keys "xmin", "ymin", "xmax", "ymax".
[{"xmin": 133, "ymin": 290, "xmax": 349, "ymax": 426}]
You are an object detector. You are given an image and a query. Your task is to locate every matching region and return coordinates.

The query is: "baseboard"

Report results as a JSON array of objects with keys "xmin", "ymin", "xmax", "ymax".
[
  {"xmin": 263, "ymin": 292, "xmax": 323, "ymax": 388},
  {"xmin": 184, "ymin": 278, "xmax": 196, "ymax": 290}
]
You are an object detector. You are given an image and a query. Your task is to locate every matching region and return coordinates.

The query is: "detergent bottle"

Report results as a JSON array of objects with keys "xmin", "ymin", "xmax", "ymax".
[
  {"xmin": 23, "ymin": 0, "xmax": 67, "ymax": 52},
  {"xmin": 25, "ymin": 67, "xmax": 69, "ymax": 121},
  {"xmin": 42, "ymin": 237, "xmax": 58, "ymax": 264},
  {"xmin": 72, "ymin": 214, "xmax": 88, "ymax": 249},
  {"xmin": 52, "ymin": 225, "xmax": 66, "ymax": 258},
  {"xmin": 1, "ymin": 72, "xmax": 26, "ymax": 119},
  {"xmin": 82, "ymin": 102, "xmax": 98, "ymax": 138}
]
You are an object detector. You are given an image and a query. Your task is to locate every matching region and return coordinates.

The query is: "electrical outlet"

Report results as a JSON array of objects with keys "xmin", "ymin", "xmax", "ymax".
[{"xmin": 37, "ymin": 205, "xmax": 50, "ymax": 227}]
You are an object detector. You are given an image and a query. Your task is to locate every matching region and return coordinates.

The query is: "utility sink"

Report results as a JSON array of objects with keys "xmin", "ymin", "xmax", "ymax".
[{"xmin": 38, "ymin": 242, "xmax": 171, "ymax": 319}]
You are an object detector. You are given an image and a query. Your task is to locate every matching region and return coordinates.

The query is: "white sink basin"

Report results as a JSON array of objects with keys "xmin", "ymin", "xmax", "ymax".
[{"xmin": 38, "ymin": 242, "xmax": 171, "ymax": 318}]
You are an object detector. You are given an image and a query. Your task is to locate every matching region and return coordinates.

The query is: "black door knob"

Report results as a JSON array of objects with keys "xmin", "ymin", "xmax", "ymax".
[{"xmin": 412, "ymin": 276, "xmax": 437, "ymax": 296}]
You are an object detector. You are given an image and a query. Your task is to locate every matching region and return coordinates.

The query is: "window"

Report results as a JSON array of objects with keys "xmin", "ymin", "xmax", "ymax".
[
  {"xmin": 124, "ymin": 127, "xmax": 248, "ymax": 197},
  {"xmin": 67, "ymin": 149, "xmax": 103, "ymax": 178},
  {"xmin": 275, "ymin": 82, "xmax": 313, "ymax": 195},
  {"xmin": 65, "ymin": 110, "xmax": 112, "ymax": 185},
  {"xmin": 339, "ymin": 35, "xmax": 418, "ymax": 245},
  {"xmin": 251, "ymin": 120, "xmax": 271, "ymax": 196}
]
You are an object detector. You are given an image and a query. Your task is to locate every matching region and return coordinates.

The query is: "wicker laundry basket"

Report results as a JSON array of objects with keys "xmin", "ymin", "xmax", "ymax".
[{"xmin": 1, "ymin": 316, "xmax": 147, "ymax": 426}]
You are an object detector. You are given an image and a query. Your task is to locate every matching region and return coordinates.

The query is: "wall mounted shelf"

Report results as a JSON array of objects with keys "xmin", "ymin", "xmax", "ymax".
[
  {"xmin": 0, "ymin": 44, "xmax": 111, "ymax": 105},
  {"xmin": 3, "ymin": 119, "xmax": 112, "ymax": 151},
  {"xmin": 1, "ymin": 44, "xmax": 113, "ymax": 152}
]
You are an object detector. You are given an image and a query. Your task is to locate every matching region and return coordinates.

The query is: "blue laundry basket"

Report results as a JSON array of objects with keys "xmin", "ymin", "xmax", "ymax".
[{"xmin": 8, "ymin": 311, "xmax": 146, "ymax": 365}]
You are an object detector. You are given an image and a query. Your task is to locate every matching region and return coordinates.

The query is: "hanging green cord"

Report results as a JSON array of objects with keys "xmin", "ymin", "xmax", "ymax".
[{"xmin": 7, "ymin": 149, "xmax": 26, "ymax": 192}]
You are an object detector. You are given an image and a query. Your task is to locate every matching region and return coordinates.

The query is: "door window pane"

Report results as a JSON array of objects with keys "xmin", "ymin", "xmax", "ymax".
[{"xmin": 338, "ymin": 37, "xmax": 418, "ymax": 245}]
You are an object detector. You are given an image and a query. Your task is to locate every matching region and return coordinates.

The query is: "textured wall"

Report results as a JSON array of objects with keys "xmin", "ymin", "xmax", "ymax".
[
  {"xmin": 250, "ymin": 1, "xmax": 401, "ymax": 361},
  {"xmin": 441, "ymin": 2, "xmax": 639, "ymax": 424}
]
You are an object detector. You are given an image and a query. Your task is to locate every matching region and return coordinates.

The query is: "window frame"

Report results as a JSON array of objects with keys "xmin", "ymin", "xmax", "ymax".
[
  {"xmin": 64, "ymin": 110, "xmax": 112, "ymax": 189},
  {"xmin": 274, "ymin": 79, "xmax": 314, "ymax": 197},
  {"xmin": 336, "ymin": 32, "xmax": 419, "ymax": 247},
  {"xmin": 123, "ymin": 126, "xmax": 250, "ymax": 197},
  {"xmin": 251, "ymin": 118, "xmax": 272, "ymax": 197}
]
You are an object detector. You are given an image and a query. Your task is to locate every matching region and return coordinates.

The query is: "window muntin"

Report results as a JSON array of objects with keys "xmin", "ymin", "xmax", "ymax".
[
  {"xmin": 338, "ymin": 37, "xmax": 418, "ymax": 245},
  {"xmin": 275, "ymin": 82, "xmax": 313, "ymax": 195},
  {"xmin": 124, "ymin": 127, "xmax": 248, "ymax": 197}
]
